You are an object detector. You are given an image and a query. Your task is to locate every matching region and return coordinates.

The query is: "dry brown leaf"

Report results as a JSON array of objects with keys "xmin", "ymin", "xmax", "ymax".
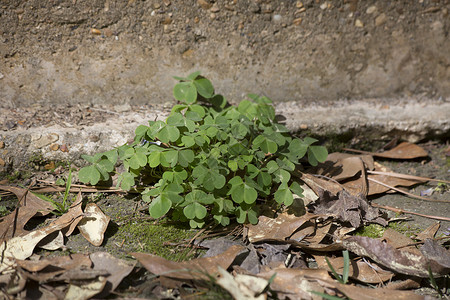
[
  {"xmin": 301, "ymin": 219, "xmax": 333, "ymax": 245},
  {"xmin": 0, "ymin": 216, "xmax": 81, "ymax": 273},
  {"xmin": 258, "ymin": 268, "xmax": 332, "ymax": 300},
  {"xmin": 132, "ymin": 244, "xmax": 246, "ymax": 281},
  {"xmin": 313, "ymin": 254, "xmax": 394, "ymax": 284},
  {"xmin": 319, "ymin": 279, "xmax": 426, "ymax": 300},
  {"xmin": 309, "ymin": 189, "xmax": 387, "ymax": 228},
  {"xmin": 64, "ymin": 276, "xmax": 108, "ymax": 300},
  {"xmin": 299, "ymin": 173, "xmax": 343, "ymax": 196},
  {"xmin": 77, "ymin": 203, "xmax": 110, "ymax": 246},
  {"xmin": 62, "ymin": 191, "xmax": 84, "ymax": 237},
  {"xmin": 311, "ymin": 153, "xmax": 374, "ymax": 180},
  {"xmin": 420, "ymin": 239, "xmax": 450, "ymax": 270},
  {"xmin": 366, "ymin": 162, "xmax": 425, "ymax": 195},
  {"xmin": 16, "ymin": 254, "xmax": 91, "ymax": 273},
  {"xmin": 0, "ymin": 185, "xmax": 54, "ymax": 239},
  {"xmin": 344, "ymin": 142, "xmax": 428, "ymax": 159},
  {"xmin": 90, "ymin": 252, "xmax": 136, "ymax": 298},
  {"xmin": 32, "ymin": 194, "xmax": 85, "ymax": 251},
  {"xmin": 247, "ymin": 212, "xmax": 318, "ymax": 243},
  {"xmin": 385, "ymin": 278, "xmax": 421, "ymax": 290},
  {"xmin": 36, "ymin": 230, "xmax": 65, "ymax": 250},
  {"xmin": 343, "ymin": 236, "xmax": 450, "ymax": 277},
  {"xmin": 415, "ymin": 223, "xmax": 440, "ymax": 241},
  {"xmin": 217, "ymin": 266, "xmax": 268, "ymax": 300},
  {"xmin": 382, "ymin": 228, "xmax": 422, "ymax": 256}
]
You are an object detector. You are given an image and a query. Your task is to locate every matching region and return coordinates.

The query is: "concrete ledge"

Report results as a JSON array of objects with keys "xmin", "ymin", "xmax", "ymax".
[{"xmin": 1, "ymin": 98, "xmax": 448, "ymax": 172}]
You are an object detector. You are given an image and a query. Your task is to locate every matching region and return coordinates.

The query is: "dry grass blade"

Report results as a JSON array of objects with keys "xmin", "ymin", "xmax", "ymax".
[{"xmin": 368, "ymin": 177, "xmax": 449, "ymax": 203}]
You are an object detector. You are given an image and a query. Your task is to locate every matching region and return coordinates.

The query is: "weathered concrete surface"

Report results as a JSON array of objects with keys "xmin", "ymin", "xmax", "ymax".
[
  {"xmin": 1, "ymin": 0, "xmax": 449, "ymax": 108},
  {"xmin": 0, "ymin": 98, "xmax": 448, "ymax": 172}
]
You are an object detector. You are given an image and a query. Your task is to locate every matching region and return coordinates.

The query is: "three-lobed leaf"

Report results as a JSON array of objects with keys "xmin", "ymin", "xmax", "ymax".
[{"xmin": 79, "ymin": 72, "xmax": 328, "ymax": 228}]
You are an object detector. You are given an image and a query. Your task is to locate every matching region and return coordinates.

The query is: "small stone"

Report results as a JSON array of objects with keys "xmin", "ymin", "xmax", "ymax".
[
  {"xmin": 272, "ymin": 14, "xmax": 282, "ymax": 22},
  {"xmin": 91, "ymin": 28, "xmax": 101, "ymax": 35},
  {"xmin": 443, "ymin": 7, "xmax": 448, "ymax": 16},
  {"xmin": 300, "ymin": 124, "xmax": 308, "ymax": 130},
  {"xmin": 210, "ymin": 3, "xmax": 220, "ymax": 12},
  {"xmin": 0, "ymin": 141, "xmax": 4, "ymax": 149},
  {"xmin": 210, "ymin": 13, "xmax": 216, "ymax": 19},
  {"xmin": 32, "ymin": 133, "xmax": 59, "ymax": 149},
  {"xmin": 355, "ymin": 19, "xmax": 364, "ymax": 27},
  {"xmin": 295, "ymin": 7, "xmax": 306, "ymax": 14},
  {"xmin": 197, "ymin": 0, "xmax": 212, "ymax": 10},
  {"xmin": 375, "ymin": 13, "xmax": 387, "ymax": 26},
  {"xmin": 163, "ymin": 0, "xmax": 171, "ymax": 6},
  {"xmin": 153, "ymin": 3, "xmax": 161, "ymax": 9},
  {"xmin": 162, "ymin": 17, "xmax": 172, "ymax": 24},
  {"xmin": 296, "ymin": 1, "xmax": 303, "ymax": 8},
  {"xmin": 45, "ymin": 161, "xmax": 55, "ymax": 170},
  {"xmin": 293, "ymin": 17, "xmax": 302, "ymax": 26},
  {"xmin": 50, "ymin": 143, "xmax": 59, "ymax": 151},
  {"xmin": 366, "ymin": 6, "xmax": 377, "ymax": 14},
  {"xmin": 0, "ymin": 73, "xmax": 3, "ymax": 79},
  {"xmin": 194, "ymin": 16, "xmax": 200, "ymax": 23},
  {"xmin": 262, "ymin": 4, "xmax": 273, "ymax": 13},
  {"xmin": 60, "ymin": 144, "xmax": 69, "ymax": 153},
  {"xmin": 320, "ymin": 3, "xmax": 327, "ymax": 10}
]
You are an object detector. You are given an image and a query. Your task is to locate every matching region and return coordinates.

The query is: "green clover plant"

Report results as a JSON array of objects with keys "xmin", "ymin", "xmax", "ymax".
[{"xmin": 79, "ymin": 72, "xmax": 328, "ymax": 228}]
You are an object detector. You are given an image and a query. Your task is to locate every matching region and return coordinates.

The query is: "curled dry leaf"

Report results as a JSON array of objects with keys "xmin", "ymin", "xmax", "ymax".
[
  {"xmin": 343, "ymin": 236, "xmax": 450, "ymax": 277},
  {"xmin": 257, "ymin": 268, "xmax": 331, "ymax": 300},
  {"xmin": 217, "ymin": 266, "xmax": 268, "ymax": 300},
  {"xmin": 77, "ymin": 203, "xmax": 110, "ymax": 247},
  {"xmin": 0, "ymin": 206, "xmax": 84, "ymax": 273},
  {"xmin": 309, "ymin": 189, "xmax": 387, "ymax": 228},
  {"xmin": 131, "ymin": 244, "xmax": 246, "ymax": 281},
  {"xmin": 62, "ymin": 191, "xmax": 84, "ymax": 237},
  {"xmin": 64, "ymin": 276, "xmax": 108, "ymax": 300}
]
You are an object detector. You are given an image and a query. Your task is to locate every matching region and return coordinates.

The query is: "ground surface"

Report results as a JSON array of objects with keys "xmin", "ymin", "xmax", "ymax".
[{"xmin": 0, "ymin": 1, "xmax": 449, "ymax": 298}]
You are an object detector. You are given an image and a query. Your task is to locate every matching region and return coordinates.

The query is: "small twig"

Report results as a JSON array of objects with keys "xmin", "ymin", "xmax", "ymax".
[
  {"xmin": 371, "ymin": 203, "xmax": 450, "ymax": 222},
  {"xmin": 394, "ymin": 236, "xmax": 450, "ymax": 250},
  {"xmin": 367, "ymin": 170, "xmax": 450, "ymax": 184},
  {"xmin": 362, "ymin": 257, "xmax": 386, "ymax": 287},
  {"xmin": 368, "ymin": 177, "xmax": 450, "ymax": 203}
]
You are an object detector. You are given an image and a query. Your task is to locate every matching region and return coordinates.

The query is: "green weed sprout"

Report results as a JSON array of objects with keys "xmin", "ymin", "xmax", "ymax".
[{"xmin": 34, "ymin": 168, "xmax": 73, "ymax": 215}]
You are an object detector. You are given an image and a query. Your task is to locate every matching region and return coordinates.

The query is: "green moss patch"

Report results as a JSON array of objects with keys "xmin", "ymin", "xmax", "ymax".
[{"xmin": 107, "ymin": 220, "xmax": 197, "ymax": 261}]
